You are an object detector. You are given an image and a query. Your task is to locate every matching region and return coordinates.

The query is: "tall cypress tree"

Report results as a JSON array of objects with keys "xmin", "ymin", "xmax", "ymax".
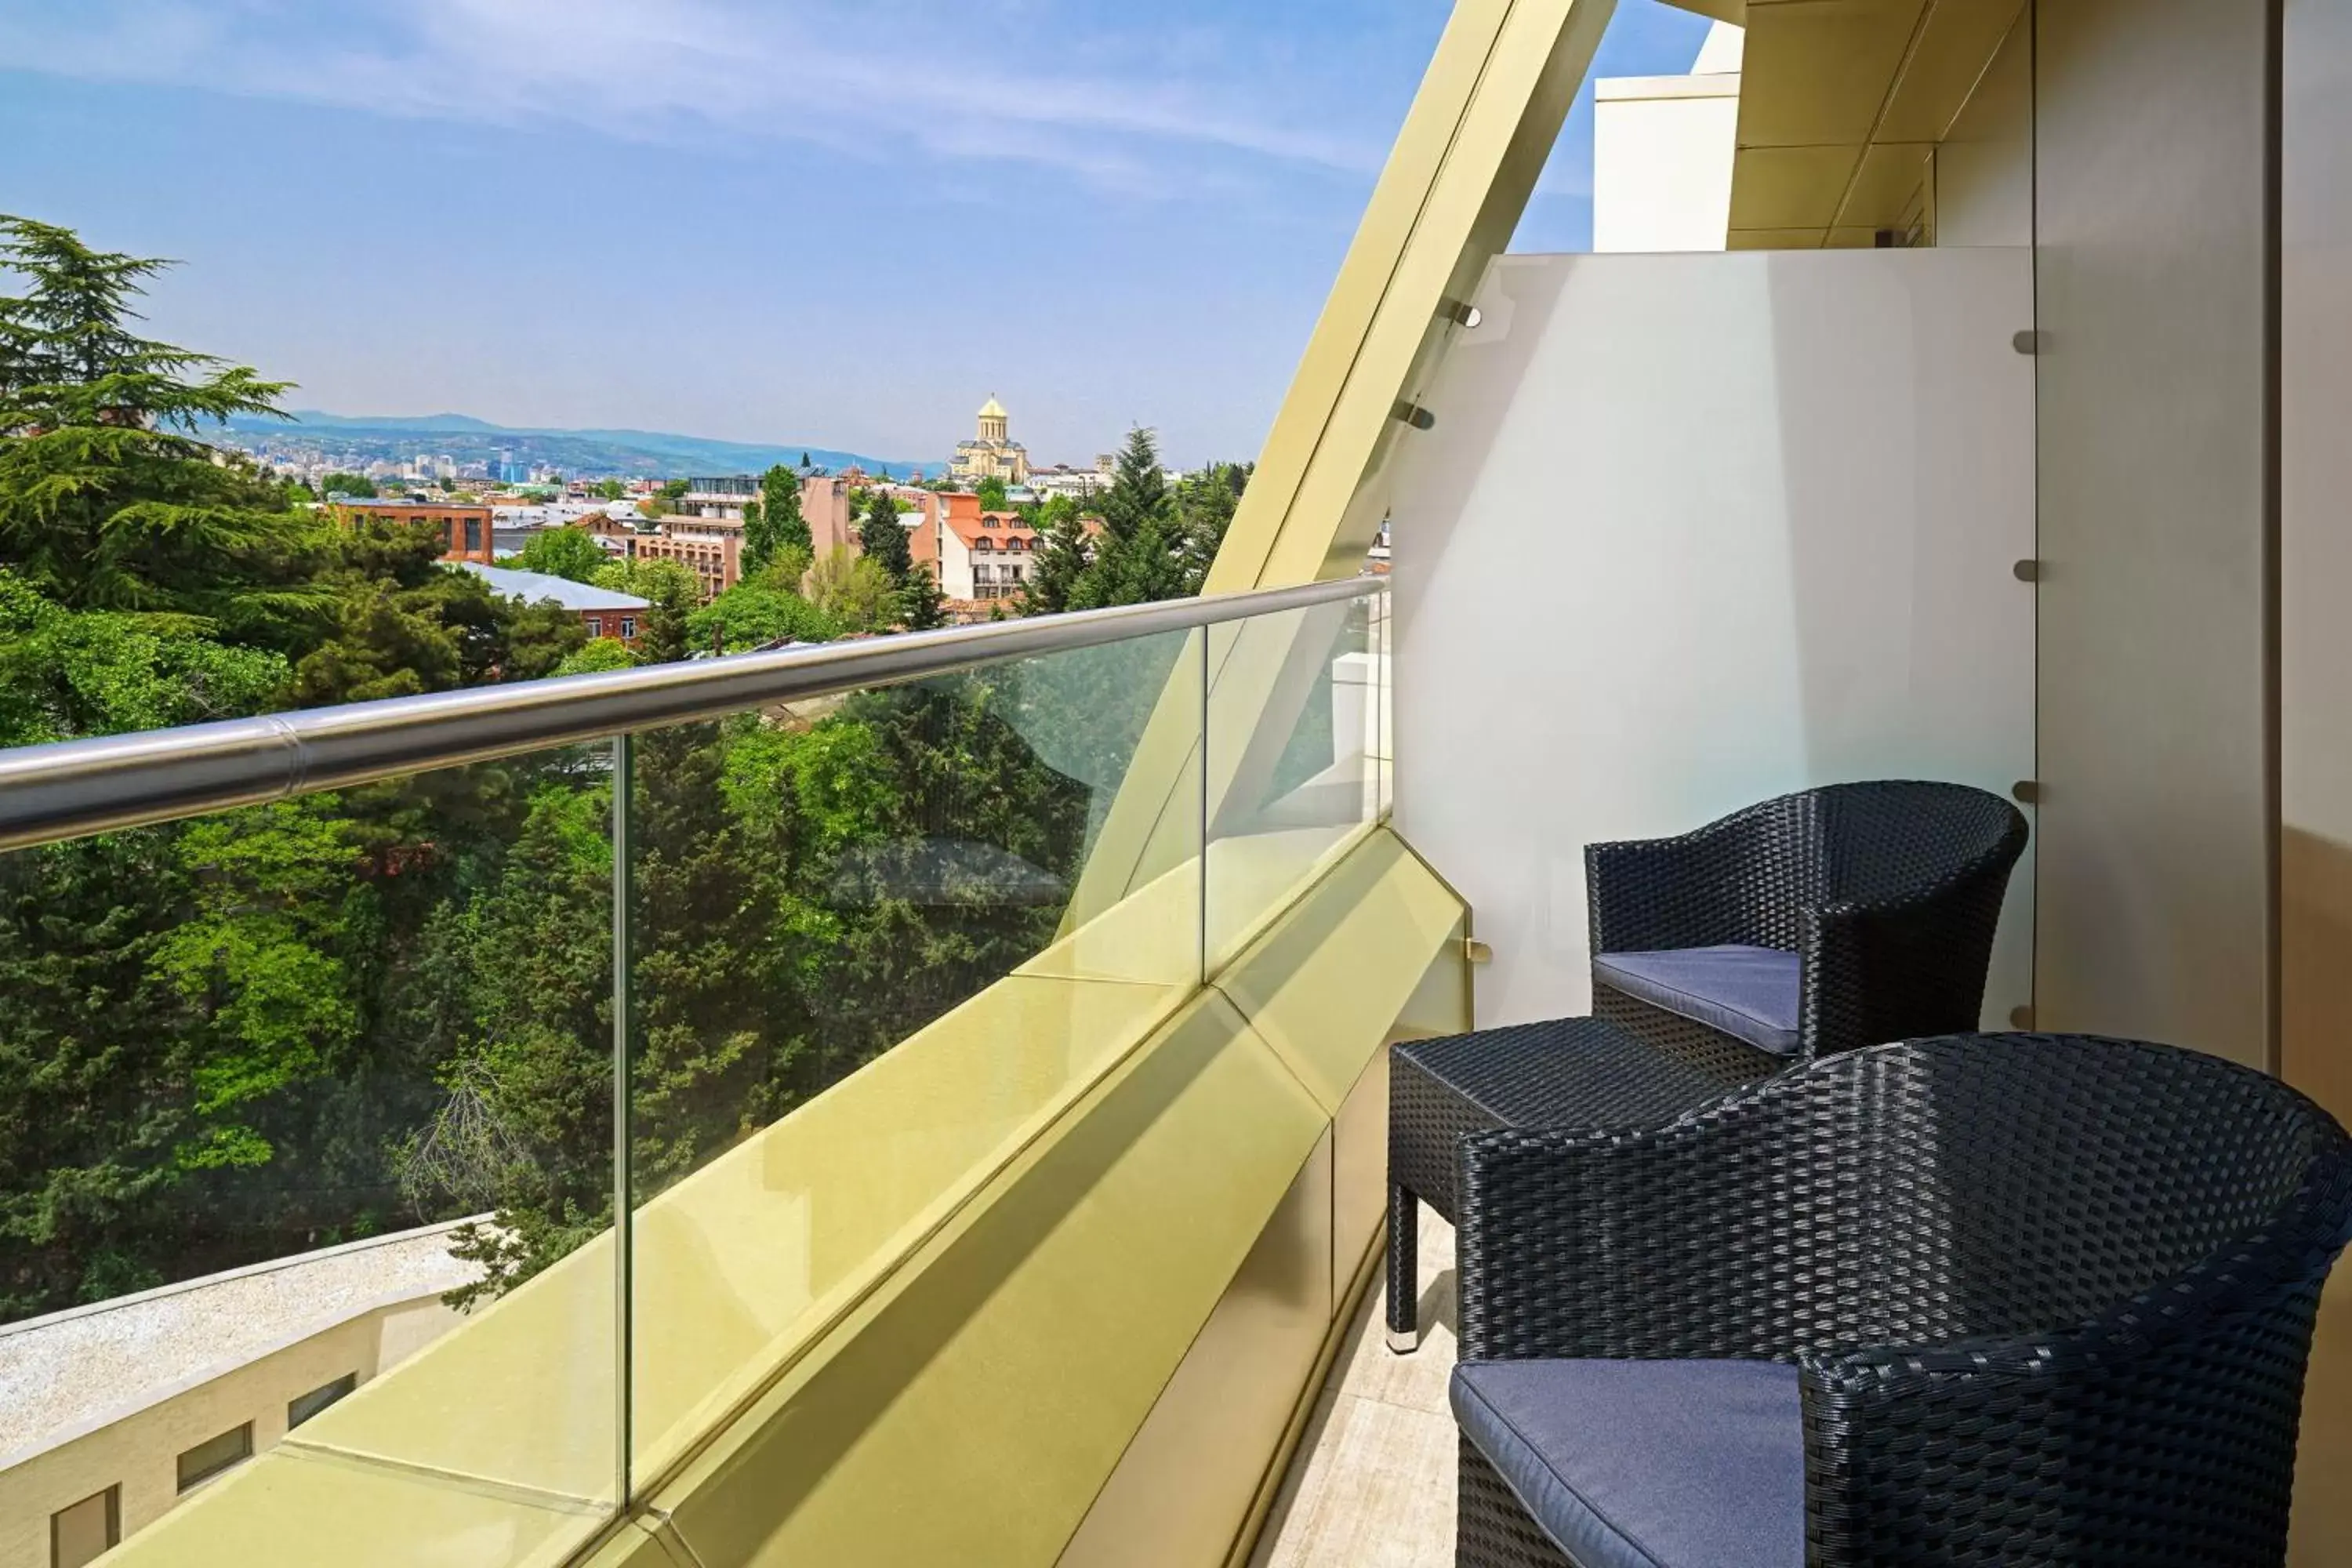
[
  {"xmin": 859, "ymin": 489, "xmax": 911, "ymax": 586},
  {"xmin": 745, "ymin": 463, "xmax": 809, "ymax": 572}
]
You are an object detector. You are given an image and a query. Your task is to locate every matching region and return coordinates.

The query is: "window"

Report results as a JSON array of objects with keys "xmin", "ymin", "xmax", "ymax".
[
  {"xmin": 176, "ymin": 1423, "xmax": 253, "ymax": 1493},
  {"xmin": 619, "ymin": 617, "xmax": 637, "ymax": 640},
  {"xmin": 973, "ymin": 564, "xmax": 993, "ymax": 585},
  {"xmin": 463, "ymin": 518, "xmax": 484, "ymax": 554},
  {"xmin": 976, "ymin": 536, "xmax": 995, "ymax": 551},
  {"xmin": 51, "ymin": 1486, "xmax": 118, "ymax": 1568},
  {"xmin": 288, "ymin": 1372, "xmax": 358, "ymax": 1429},
  {"xmin": 585, "ymin": 616, "xmax": 603, "ymax": 638}
]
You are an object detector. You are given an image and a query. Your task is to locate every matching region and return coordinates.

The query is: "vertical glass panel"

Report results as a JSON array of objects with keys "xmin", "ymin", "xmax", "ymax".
[
  {"xmin": 0, "ymin": 744, "xmax": 619, "ymax": 1548},
  {"xmin": 625, "ymin": 629, "xmax": 1203, "ymax": 1483},
  {"xmin": 1204, "ymin": 588, "xmax": 1385, "ymax": 973}
]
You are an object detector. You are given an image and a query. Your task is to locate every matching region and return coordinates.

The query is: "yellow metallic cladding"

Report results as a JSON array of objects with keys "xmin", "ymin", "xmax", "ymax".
[{"xmin": 1207, "ymin": 0, "xmax": 1617, "ymax": 592}]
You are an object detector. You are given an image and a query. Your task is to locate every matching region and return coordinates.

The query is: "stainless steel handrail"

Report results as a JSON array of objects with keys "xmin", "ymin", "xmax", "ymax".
[{"xmin": 0, "ymin": 576, "xmax": 1381, "ymax": 851}]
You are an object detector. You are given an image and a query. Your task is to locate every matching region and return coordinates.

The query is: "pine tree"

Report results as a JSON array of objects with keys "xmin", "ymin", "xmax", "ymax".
[
  {"xmin": 1174, "ymin": 461, "xmax": 1247, "ymax": 595},
  {"xmin": 1023, "ymin": 496, "xmax": 1091, "ymax": 616},
  {"xmin": 899, "ymin": 562, "xmax": 948, "ymax": 630},
  {"xmin": 1097, "ymin": 426, "xmax": 1168, "ymax": 548},
  {"xmin": 859, "ymin": 489, "xmax": 912, "ymax": 586},
  {"xmin": 1071, "ymin": 426, "xmax": 1181, "ymax": 608}
]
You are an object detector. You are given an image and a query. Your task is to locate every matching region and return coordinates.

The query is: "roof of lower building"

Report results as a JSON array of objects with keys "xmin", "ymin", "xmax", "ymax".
[
  {"xmin": 461, "ymin": 563, "xmax": 650, "ymax": 611},
  {"xmin": 0, "ymin": 1218, "xmax": 485, "ymax": 1468}
]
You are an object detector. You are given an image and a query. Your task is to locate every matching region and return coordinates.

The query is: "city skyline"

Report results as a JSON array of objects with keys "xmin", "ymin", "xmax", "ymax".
[{"xmin": 0, "ymin": 0, "xmax": 1709, "ymax": 467}]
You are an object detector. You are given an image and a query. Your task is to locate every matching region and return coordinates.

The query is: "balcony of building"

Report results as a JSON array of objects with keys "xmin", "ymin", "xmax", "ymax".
[{"xmin": 3, "ymin": 0, "xmax": 2350, "ymax": 1566}]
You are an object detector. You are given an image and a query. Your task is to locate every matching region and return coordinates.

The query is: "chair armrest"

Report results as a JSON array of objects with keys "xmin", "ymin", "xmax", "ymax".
[
  {"xmin": 1455, "ymin": 1099, "xmax": 1877, "ymax": 1364},
  {"xmin": 1585, "ymin": 809, "xmax": 1788, "ymax": 956},
  {"xmin": 1799, "ymin": 875, "xmax": 2008, "ymax": 1056}
]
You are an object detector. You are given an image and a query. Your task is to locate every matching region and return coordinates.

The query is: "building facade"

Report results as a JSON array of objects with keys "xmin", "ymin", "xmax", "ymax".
[
  {"xmin": 937, "ymin": 494, "xmax": 1038, "ymax": 604},
  {"xmin": 624, "ymin": 528, "xmax": 742, "ymax": 603},
  {"xmin": 330, "ymin": 501, "xmax": 496, "ymax": 565},
  {"xmin": 681, "ymin": 477, "xmax": 760, "ymax": 521}
]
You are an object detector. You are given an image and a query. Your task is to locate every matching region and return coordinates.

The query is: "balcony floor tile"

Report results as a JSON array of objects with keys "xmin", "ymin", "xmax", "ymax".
[{"xmin": 1253, "ymin": 1211, "xmax": 1459, "ymax": 1566}]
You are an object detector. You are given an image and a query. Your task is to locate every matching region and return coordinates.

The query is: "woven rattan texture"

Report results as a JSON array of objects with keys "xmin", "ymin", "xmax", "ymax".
[
  {"xmin": 1584, "ymin": 781, "xmax": 2028, "ymax": 1063},
  {"xmin": 1451, "ymin": 1033, "xmax": 2352, "ymax": 1566},
  {"xmin": 1457, "ymin": 1435, "xmax": 1575, "ymax": 1568},
  {"xmin": 1388, "ymin": 1020, "xmax": 1730, "ymax": 1338},
  {"xmin": 1591, "ymin": 979, "xmax": 1781, "ymax": 1086}
]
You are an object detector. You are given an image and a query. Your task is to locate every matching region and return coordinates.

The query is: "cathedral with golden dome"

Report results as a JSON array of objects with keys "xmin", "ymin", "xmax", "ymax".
[{"xmin": 949, "ymin": 395, "xmax": 1030, "ymax": 486}]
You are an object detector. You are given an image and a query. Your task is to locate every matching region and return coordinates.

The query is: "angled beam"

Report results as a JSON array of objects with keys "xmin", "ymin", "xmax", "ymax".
[{"xmin": 1206, "ymin": 0, "xmax": 1619, "ymax": 591}]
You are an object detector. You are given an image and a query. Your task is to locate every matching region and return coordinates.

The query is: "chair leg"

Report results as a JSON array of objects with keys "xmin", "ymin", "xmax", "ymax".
[{"xmin": 1386, "ymin": 1181, "xmax": 1419, "ymax": 1353}]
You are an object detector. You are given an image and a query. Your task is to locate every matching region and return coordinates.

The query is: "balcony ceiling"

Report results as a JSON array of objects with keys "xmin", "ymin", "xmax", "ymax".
[{"xmin": 1703, "ymin": 0, "xmax": 2027, "ymax": 249}]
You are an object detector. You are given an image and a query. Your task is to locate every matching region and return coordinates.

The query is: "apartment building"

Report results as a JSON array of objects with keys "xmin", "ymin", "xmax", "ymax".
[
  {"xmin": 328, "ymin": 499, "xmax": 496, "ymax": 565},
  {"xmin": 937, "ymin": 495, "xmax": 1038, "ymax": 604}
]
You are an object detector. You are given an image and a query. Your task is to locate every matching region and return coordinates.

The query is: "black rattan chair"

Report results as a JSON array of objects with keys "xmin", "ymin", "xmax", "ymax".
[
  {"xmin": 1588, "ymin": 781, "xmax": 2027, "ymax": 1081},
  {"xmin": 1449, "ymin": 1033, "xmax": 2352, "ymax": 1568}
]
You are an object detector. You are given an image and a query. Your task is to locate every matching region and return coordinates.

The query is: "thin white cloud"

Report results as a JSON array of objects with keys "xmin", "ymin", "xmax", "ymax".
[{"xmin": 0, "ymin": 0, "xmax": 1396, "ymax": 193}]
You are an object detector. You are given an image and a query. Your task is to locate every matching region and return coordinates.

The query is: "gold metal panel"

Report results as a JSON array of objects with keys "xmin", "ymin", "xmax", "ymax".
[
  {"xmin": 1738, "ymin": 0, "xmax": 1929, "ymax": 148},
  {"xmin": 1054, "ymin": 1132, "xmax": 1334, "ymax": 1568},
  {"xmin": 1330, "ymin": 1048, "xmax": 1394, "ymax": 1301},
  {"xmin": 630, "ymin": 975, "xmax": 1185, "ymax": 1477},
  {"xmin": 100, "ymin": 1443, "xmax": 604, "ymax": 1568},
  {"xmin": 1878, "ymin": 0, "xmax": 2030, "ymax": 143},
  {"xmin": 1212, "ymin": 830, "xmax": 1468, "ymax": 1112},
  {"xmin": 1838, "ymin": 141, "xmax": 1937, "ymax": 227},
  {"xmin": 645, "ymin": 992, "xmax": 1328, "ymax": 1568},
  {"xmin": 1730, "ymin": 144, "xmax": 1865, "ymax": 232},
  {"xmin": 1730, "ymin": 227, "xmax": 1832, "ymax": 249},
  {"xmin": 1661, "ymin": 0, "xmax": 1748, "ymax": 21}
]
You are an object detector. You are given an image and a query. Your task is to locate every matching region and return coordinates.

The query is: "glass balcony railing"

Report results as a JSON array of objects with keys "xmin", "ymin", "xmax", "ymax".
[{"xmin": 0, "ymin": 575, "xmax": 1387, "ymax": 1563}]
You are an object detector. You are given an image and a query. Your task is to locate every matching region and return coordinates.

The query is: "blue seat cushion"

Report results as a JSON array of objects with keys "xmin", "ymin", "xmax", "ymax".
[
  {"xmin": 1452, "ymin": 1359, "xmax": 1804, "ymax": 1568},
  {"xmin": 1592, "ymin": 945, "xmax": 1802, "ymax": 1057}
]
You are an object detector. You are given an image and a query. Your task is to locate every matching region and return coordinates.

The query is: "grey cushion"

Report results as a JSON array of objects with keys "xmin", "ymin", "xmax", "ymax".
[
  {"xmin": 1452, "ymin": 1359, "xmax": 1804, "ymax": 1568},
  {"xmin": 1592, "ymin": 945, "xmax": 1802, "ymax": 1057}
]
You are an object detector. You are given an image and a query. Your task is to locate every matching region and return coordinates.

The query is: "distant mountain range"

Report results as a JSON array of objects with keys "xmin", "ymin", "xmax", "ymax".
[{"xmin": 214, "ymin": 410, "xmax": 925, "ymax": 480}]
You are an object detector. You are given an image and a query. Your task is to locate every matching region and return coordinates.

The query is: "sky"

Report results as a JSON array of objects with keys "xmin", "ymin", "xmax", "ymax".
[{"xmin": 0, "ymin": 1, "xmax": 1710, "ymax": 468}]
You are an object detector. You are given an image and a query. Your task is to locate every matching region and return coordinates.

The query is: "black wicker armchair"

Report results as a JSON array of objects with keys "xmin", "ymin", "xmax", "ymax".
[
  {"xmin": 1449, "ymin": 1033, "xmax": 2352, "ymax": 1568},
  {"xmin": 1587, "ymin": 781, "xmax": 2027, "ymax": 1082}
]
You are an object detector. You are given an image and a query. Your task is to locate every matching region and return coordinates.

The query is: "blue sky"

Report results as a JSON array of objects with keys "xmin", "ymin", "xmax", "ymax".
[{"xmin": 0, "ymin": 1, "xmax": 1708, "ymax": 467}]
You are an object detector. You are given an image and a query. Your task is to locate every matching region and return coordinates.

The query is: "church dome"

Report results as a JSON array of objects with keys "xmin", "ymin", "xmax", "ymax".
[{"xmin": 978, "ymin": 396, "xmax": 1008, "ymax": 420}]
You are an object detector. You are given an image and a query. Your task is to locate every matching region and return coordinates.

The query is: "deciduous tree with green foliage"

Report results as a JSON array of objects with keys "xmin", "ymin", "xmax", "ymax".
[
  {"xmin": 321, "ymin": 472, "xmax": 378, "ymax": 499},
  {"xmin": 807, "ymin": 545, "xmax": 897, "ymax": 633},
  {"xmin": 510, "ymin": 526, "xmax": 611, "ymax": 584},
  {"xmin": 689, "ymin": 581, "xmax": 840, "ymax": 654},
  {"xmin": 975, "ymin": 476, "xmax": 1010, "ymax": 512}
]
